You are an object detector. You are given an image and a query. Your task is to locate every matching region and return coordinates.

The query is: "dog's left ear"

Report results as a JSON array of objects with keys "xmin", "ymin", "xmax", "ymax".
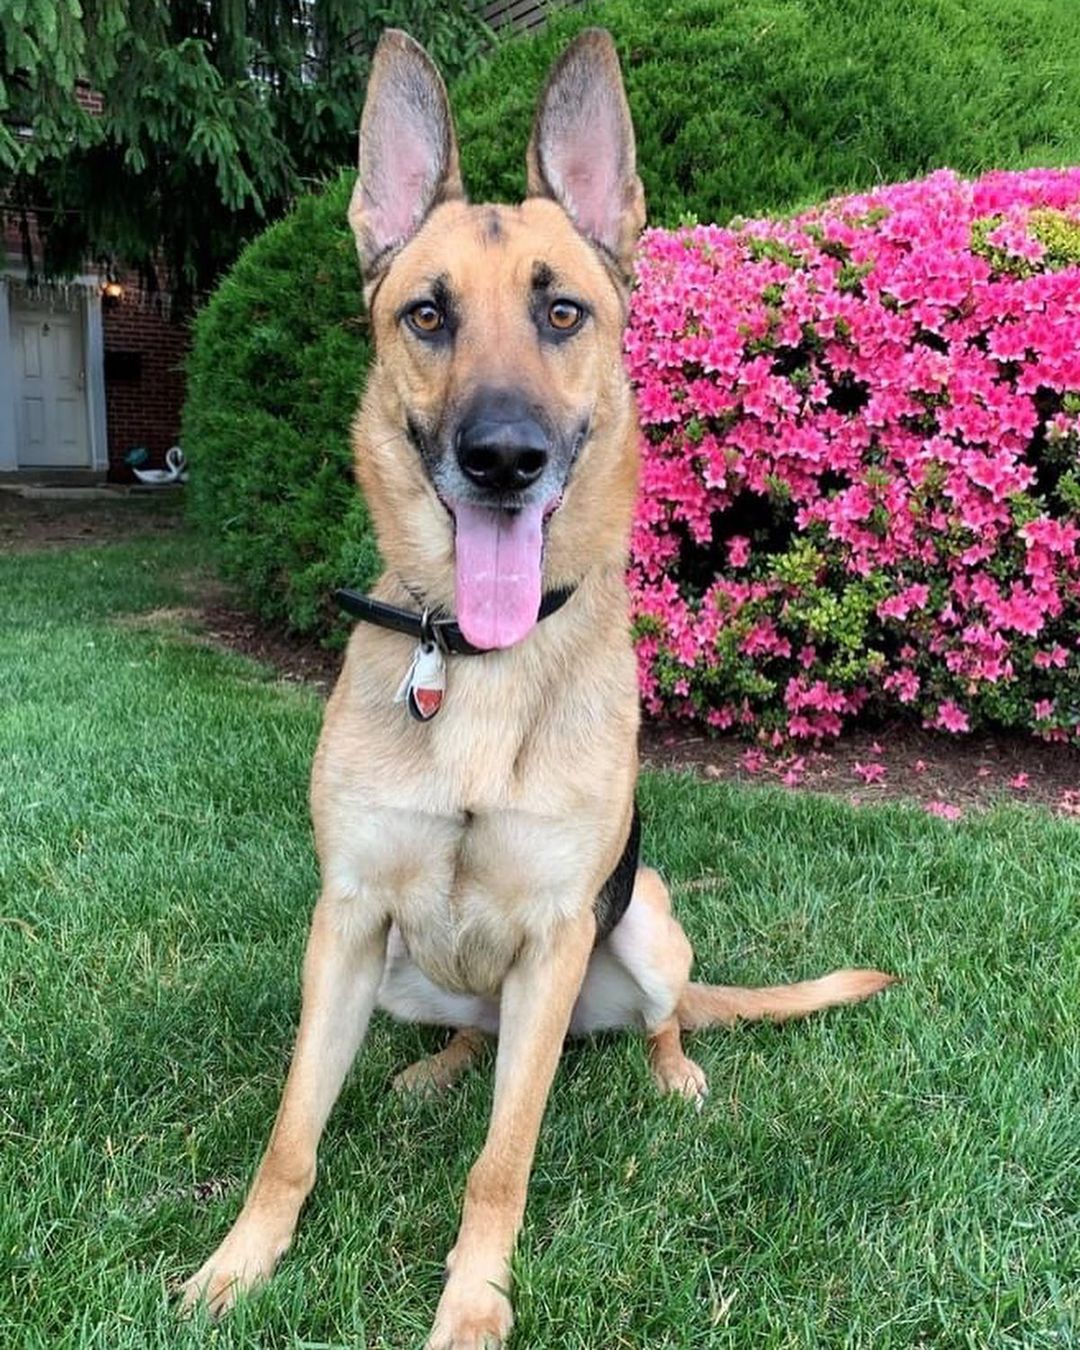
[
  {"xmin": 527, "ymin": 28, "xmax": 645, "ymax": 280},
  {"xmin": 349, "ymin": 29, "xmax": 464, "ymax": 290}
]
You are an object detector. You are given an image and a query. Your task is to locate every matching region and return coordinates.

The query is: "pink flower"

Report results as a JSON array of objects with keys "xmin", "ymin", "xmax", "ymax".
[
  {"xmin": 740, "ymin": 748, "xmax": 768, "ymax": 774},
  {"xmin": 878, "ymin": 583, "xmax": 931, "ymax": 622},
  {"xmin": 884, "ymin": 669, "xmax": 920, "ymax": 703},
  {"xmin": 726, "ymin": 536, "xmax": 751, "ymax": 568},
  {"xmin": 1008, "ymin": 772, "xmax": 1030, "ymax": 791},
  {"xmin": 934, "ymin": 701, "xmax": 971, "ymax": 735},
  {"xmin": 853, "ymin": 761, "xmax": 887, "ymax": 785},
  {"xmin": 925, "ymin": 801, "xmax": 963, "ymax": 821},
  {"xmin": 1033, "ymin": 645, "xmax": 1069, "ymax": 670},
  {"xmin": 986, "ymin": 216, "xmax": 1046, "ymax": 263}
]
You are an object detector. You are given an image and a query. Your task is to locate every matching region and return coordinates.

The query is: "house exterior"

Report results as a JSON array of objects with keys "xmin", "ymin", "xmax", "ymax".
[
  {"xmin": 1, "ymin": 82, "xmax": 188, "ymax": 483},
  {"xmin": 0, "ymin": 250, "xmax": 189, "ymax": 482},
  {"xmin": 0, "ymin": 230, "xmax": 189, "ymax": 486}
]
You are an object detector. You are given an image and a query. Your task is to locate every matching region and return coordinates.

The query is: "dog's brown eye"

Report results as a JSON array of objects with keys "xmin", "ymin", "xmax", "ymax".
[
  {"xmin": 548, "ymin": 300, "xmax": 583, "ymax": 332},
  {"xmin": 407, "ymin": 303, "xmax": 444, "ymax": 335}
]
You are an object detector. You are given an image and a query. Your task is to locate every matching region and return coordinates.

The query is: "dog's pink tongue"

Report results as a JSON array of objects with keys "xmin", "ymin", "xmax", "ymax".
[{"xmin": 453, "ymin": 501, "xmax": 545, "ymax": 650}]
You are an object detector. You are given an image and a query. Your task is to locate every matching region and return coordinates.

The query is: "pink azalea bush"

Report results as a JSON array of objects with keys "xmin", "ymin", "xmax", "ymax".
[{"xmin": 626, "ymin": 168, "xmax": 1080, "ymax": 741}]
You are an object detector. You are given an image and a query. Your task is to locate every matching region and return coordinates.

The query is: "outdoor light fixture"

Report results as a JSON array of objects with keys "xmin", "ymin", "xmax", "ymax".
[{"xmin": 102, "ymin": 279, "xmax": 124, "ymax": 301}]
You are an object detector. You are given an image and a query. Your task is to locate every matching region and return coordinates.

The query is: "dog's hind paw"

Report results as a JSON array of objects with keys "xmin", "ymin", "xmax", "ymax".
[
  {"xmin": 393, "ymin": 1055, "xmax": 461, "ymax": 1096},
  {"xmin": 394, "ymin": 1029, "xmax": 487, "ymax": 1097},
  {"xmin": 651, "ymin": 1052, "xmax": 709, "ymax": 1107}
]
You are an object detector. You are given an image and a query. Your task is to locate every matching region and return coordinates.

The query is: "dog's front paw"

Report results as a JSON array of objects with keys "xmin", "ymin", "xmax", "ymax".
[
  {"xmin": 425, "ymin": 1273, "xmax": 513, "ymax": 1349},
  {"xmin": 177, "ymin": 1223, "xmax": 288, "ymax": 1320}
]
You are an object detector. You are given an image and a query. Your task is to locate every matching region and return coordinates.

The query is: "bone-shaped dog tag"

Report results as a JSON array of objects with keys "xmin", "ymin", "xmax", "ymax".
[{"xmin": 393, "ymin": 640, "xmax": 446, "ymax": 721}]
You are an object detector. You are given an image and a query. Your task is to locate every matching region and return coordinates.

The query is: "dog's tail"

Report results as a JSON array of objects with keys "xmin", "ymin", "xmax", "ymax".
[{"xmin": 676, "ymin": 968, "xmax": 896, "ymax": 1031}]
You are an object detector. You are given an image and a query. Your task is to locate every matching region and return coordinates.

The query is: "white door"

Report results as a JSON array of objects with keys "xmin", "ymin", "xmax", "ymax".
[{"xmin": 13, "ymin": 303, "xmax": 91, "ymax": 468}]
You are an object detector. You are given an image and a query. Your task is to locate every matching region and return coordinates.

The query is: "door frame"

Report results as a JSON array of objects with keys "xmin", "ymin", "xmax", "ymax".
[{"xmin": 0, "ymin": 268, "xmax": 108, "ymax": 474}]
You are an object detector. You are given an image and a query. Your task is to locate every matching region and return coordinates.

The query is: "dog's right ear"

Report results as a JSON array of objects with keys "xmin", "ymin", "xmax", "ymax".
[{"xmin": 348, "ymin": 29, "xmax": 464, "ymax": 291}]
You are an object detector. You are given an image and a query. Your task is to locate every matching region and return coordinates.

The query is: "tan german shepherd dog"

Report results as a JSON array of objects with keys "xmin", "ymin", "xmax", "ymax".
[{"xmin": 181, "ymin": 28, "xmax": 894, "ymax": 1346}]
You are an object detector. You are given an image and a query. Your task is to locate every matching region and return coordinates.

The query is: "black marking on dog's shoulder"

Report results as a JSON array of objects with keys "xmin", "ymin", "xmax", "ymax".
[
  {"xmin": 484, "ymin": 208, "xmax": 503, "ymax": 243},
  {"xmin": 593, "ymin": 803, "xmax": 640, "ymax": 944}
]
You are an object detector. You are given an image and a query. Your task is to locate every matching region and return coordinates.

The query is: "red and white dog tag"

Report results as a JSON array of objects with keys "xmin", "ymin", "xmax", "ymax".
[{"xmin": 394, "ymin": 640, "xmax": 446, "ymax": 721}]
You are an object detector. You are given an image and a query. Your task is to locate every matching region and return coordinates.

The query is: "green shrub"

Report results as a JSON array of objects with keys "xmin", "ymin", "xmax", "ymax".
[
  {"xmin": 455, "ymin": 0, "xmax": 1080, "ymax": 225},
  {"xmin": 184, "ymin": 173, "xmax": 379, "ymax": 639},
  {"xmin": 185, "ymin": 0, "xmax": 1080, "ymax": 644}
]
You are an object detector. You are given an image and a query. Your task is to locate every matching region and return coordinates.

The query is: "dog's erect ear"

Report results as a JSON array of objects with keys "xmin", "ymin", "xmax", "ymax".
[
  {"xmin": 348, "ymin": 29, "xmax": 464, "ymax": 286},
  {"xmin": 526, "ymin": 28, "xmax": 645, "ymax": 280}
]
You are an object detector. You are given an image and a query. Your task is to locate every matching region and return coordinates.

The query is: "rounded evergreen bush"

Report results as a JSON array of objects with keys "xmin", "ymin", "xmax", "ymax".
[
  {"xmin": 185, "ymin": 0, "xmax": 1080, "ymax": 655},
  {"xmin": 184, "ymin": 172, "xmax": 379, "ymax": 639}
]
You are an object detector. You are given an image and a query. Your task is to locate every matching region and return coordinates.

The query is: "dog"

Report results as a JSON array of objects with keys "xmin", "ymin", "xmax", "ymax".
[{"xmin": 180, "ymin": 28, "xmax": 894, "ymax": 1347}]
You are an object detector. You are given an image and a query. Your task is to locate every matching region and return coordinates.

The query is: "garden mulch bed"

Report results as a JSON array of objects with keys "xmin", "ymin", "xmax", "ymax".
[
  {"xmin": 639, "ymin": 719, "xmax": 1080, "ymax": 817},
  {"xmin": 197, "ymin": 597, "xmax": 1080, "ymax": 819},
  {"xmin": 0, "ymin": 486, "xmax": 185, "ymax": 553},
  {"xmin": 7, "ymin": 491, "xmax": 1080, "ymax": 817},
  {"xmin": 197, "ymin": 601, "xmax": 343, "ymax": 695}
]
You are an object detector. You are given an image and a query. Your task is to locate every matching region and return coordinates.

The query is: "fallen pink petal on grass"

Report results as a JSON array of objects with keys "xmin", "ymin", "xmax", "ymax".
[
  {"xmin": 1009, "ymin": 772, "xmax": 1030, "ymax": 791},
  {"xmin": 739, "ymin": 748, "xmax": 769, "ymax": 774},
  {"xmin": 926, "ymin": 800, "xmax": 963, "ymax": 821},
  {"xmin": 772, "ymin": 754, "xmax": 807, "ymax": 787},
  {"xmin": 913, "ymin": 759, "xmax": 929, "ymax": 773},
  {"xmin": 853, "ymin": 761, "xmax": 887, "ymax": 785}
]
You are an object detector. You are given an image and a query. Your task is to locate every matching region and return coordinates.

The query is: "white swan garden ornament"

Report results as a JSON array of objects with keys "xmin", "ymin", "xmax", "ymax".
[{"xmin": 132, "ymin": 445, "xmax": 188, "ymax": 485}]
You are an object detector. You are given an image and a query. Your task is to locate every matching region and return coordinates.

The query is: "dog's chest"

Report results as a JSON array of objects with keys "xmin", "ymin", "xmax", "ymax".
[
  {"xmin": 314, "ymin": 625, "xmax": 638, "ymax": 996},
  {"xmin": 357, "ymin": 802, "xmax": 602, "ymax": 996}
]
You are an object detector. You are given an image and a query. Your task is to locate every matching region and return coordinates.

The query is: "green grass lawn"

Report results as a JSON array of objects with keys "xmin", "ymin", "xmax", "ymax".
[{"xmin": 2, "ymin": 529, "xmax": 1079, "ymax": 1348}]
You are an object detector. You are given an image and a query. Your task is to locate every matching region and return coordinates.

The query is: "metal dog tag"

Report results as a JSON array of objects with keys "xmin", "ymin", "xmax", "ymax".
[{"xmin": 394, "ymin": 640, "xmax": 446, "ymax": 721}]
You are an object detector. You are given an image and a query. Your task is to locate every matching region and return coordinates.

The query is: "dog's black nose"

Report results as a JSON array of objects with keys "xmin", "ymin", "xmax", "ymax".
[{"xmin": 456, "ymin": 393, "xmax": 549, "ymax": 493}]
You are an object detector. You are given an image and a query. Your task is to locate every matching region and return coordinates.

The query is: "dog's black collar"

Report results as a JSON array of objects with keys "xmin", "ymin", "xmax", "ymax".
[{"xmin": 333, "ymin": 585, "xmax": 576, "ymax": 655}]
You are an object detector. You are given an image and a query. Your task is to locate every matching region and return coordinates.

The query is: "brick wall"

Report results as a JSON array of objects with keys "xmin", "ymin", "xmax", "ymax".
[
  {"xmin": 102, "ymin": 283, "xmax": 190, "ymax": 481},
  {"xmin": 74, "ymin": 82, "xmax": 104, "ymax": 115}
]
